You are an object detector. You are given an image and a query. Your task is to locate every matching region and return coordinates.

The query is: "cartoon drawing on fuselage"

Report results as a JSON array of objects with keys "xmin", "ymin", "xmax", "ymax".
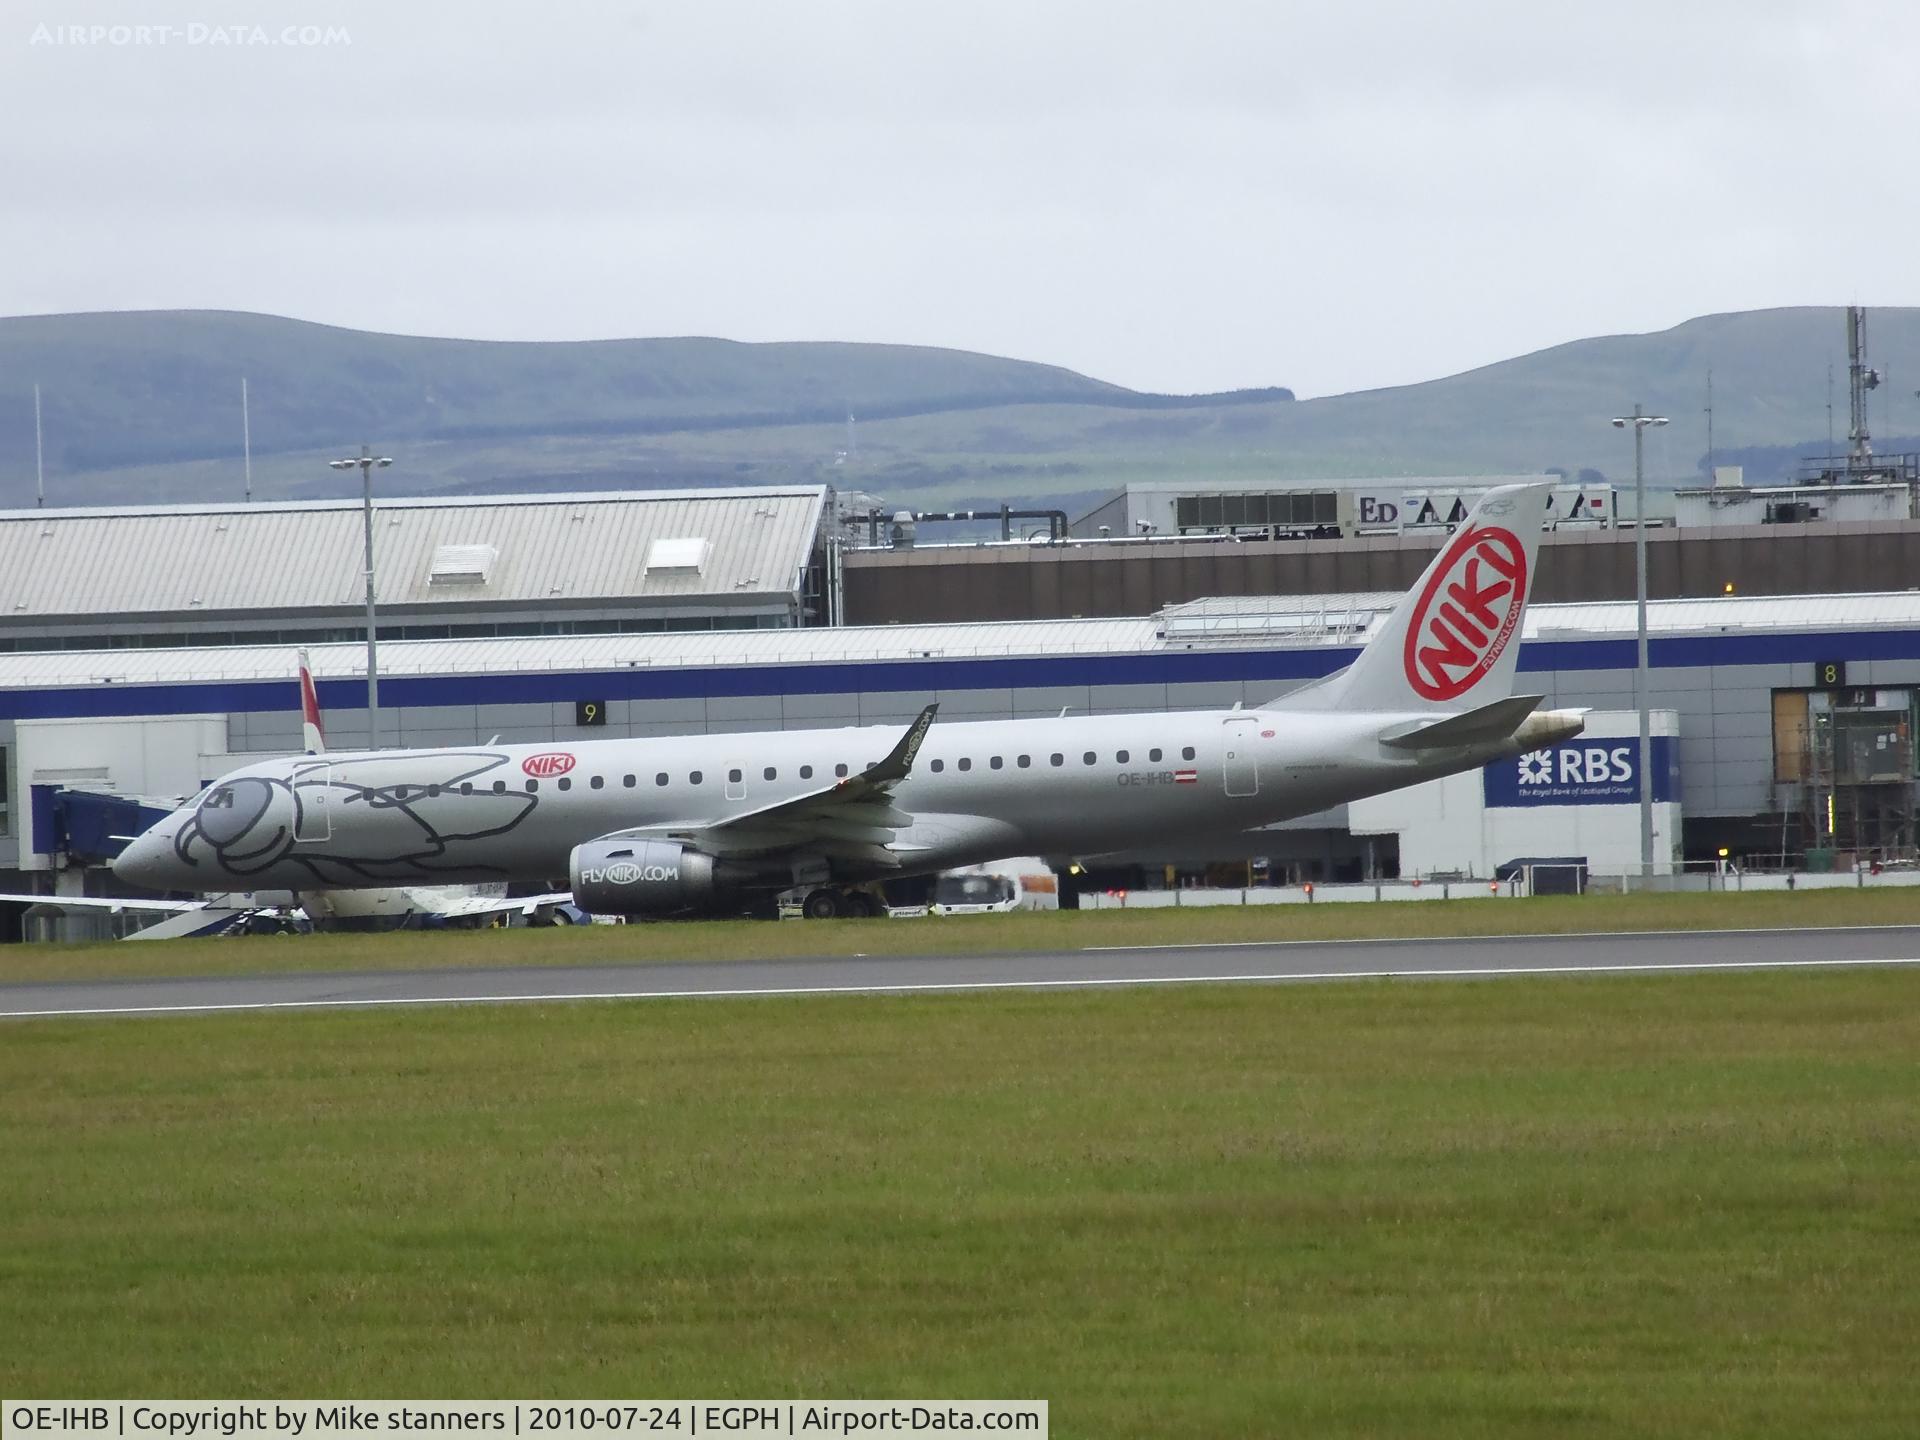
[
  {"xmin": 117, "ymin": 483, "xmax": 1586, "ymax": 920},
  {"xmin": 173, "ymin": 752, "xmax": 541, "ymax": 885}
]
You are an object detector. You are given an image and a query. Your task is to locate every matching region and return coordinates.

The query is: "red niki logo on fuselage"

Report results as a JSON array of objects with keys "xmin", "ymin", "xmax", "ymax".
[
  {"xmin": 1402, "ymin": 525, "xmax": 1528, "ymax": 702},
  {"xmin": 522, "ymin": 752, "xmax": 577, "ymax": 778}
]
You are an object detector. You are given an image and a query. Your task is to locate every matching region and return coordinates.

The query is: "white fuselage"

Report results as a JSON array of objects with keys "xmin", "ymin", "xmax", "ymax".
[{"xmin": 114, "ymin": 705, "xmax": 1540, "ymax": 896}]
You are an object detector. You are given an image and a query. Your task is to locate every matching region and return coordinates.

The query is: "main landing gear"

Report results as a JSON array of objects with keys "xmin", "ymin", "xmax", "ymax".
[{"xmin": 800, "ymin": 888, "xmax": 880, "ymax": 920}]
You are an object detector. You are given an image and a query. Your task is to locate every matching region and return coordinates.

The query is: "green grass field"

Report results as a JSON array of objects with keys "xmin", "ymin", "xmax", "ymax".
[
  {"xmin": 3, "ymin": 968, "xmax": 1917, "ymax": 1436},
  {"xmin": 4, "ymin": 886, "xmax": 1918, "ymax": 984}
]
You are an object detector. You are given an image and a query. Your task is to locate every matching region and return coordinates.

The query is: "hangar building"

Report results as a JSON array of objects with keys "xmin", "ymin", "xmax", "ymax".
[{"xmin": 0, "ymin": 486, "xmax": 834, "ymax": 651}]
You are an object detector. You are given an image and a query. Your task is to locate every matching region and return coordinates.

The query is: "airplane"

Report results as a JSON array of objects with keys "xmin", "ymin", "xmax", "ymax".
[
  {"xmin": 114, "ymin": 483, "xmax": 1585, "ymax": 920},
  {"xmin": 265, "ymin": 651, "xmax": 576, "ymax": 930},
  {"xmin": 7, "ymin": 652, "xmax": 574, "ymax": 938}
]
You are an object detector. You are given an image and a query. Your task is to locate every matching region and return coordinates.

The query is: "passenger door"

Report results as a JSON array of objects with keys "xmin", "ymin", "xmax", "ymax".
[
  {"xmin": 293, "ymin": 762, "xmax": 332, "ymax": 841},
  {"xmin": 1222, "ymin": 717, "xmax": 1258, "ymax": 798}
]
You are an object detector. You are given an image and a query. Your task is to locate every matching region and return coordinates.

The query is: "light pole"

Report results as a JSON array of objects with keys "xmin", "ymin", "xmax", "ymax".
[
  {"xmin": 328, "ymin": 445, "xmax": 394, "ymax": 749},
  {"xmin": 1611, "ymin": 405, "xmax": 1668, "ymax": 880}
]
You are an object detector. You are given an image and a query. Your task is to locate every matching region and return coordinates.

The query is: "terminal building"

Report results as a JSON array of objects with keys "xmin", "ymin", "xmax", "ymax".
[
  {"xmin": 843, "ymin": 470, "xmax": 1920, "ymax": 623},
  {"xmin": 3, "ymin": 587, "xmax": 1917, "ymax": 931}
]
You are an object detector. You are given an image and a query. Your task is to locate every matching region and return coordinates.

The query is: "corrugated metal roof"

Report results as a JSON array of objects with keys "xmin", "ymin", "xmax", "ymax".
[
  {"xmin": 0, "ymin": 616, "xmax": 1160, "ymax": 687},
  {"xmin": 0, "ymin": 487, "xmax": 827, "ymax": 618},
  {"xmin": 1108, "ymin": 475, "xmax": 1558, "ymax": 495},
  {"xmin": 1528, "ymin": 591, "xmax": 1920, "ymax": 635},
  {"xmin": 3, "ymin": 590, "xmax": 1918, "ymax": 690}
]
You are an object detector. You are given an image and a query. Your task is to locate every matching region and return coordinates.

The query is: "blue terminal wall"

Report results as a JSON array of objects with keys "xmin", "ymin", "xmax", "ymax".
[{"xmin": 5, "ymin": 629, "xmax": 1920, "ymax": 724}]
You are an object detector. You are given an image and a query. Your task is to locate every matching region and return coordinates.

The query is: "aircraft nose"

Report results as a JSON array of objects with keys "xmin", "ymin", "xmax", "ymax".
[{"xmin": 112, "ymin": 824, "xmax": 174, "ymax": 890}]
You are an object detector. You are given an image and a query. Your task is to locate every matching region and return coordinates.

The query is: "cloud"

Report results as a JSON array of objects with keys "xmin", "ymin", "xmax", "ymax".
[{"xmin": 3, "ymin": 0, "xmax": 1918, "ymax": 394}]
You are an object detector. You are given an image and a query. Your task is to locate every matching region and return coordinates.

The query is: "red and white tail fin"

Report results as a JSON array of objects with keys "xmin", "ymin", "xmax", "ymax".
[
  {"xmin": 1280, "ymin": 482, "xmax": 1551, "ymax": 714},
  {"xmin": 297, "ymin": 649, "xmax": 327, "ymax": 755}
]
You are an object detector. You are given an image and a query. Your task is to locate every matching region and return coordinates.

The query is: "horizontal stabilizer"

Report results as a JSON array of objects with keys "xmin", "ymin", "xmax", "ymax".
[{"xmin": 1381, "ymin": 694, "xmax": 1545, "ymax": 750}]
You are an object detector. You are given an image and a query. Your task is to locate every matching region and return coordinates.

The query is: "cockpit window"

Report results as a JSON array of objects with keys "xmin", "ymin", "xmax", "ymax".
[{"xmin": 204, "ymin": 786, "xmax": 236, "ymax": 809}]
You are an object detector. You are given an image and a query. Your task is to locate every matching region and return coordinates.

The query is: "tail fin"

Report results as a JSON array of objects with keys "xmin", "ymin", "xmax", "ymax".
[
  {"xmin": 1279, "ymin": 482, "xmax": 1551, "ymax": 713},
  {"xmin": 297, "ymin": 649, "xmax": 327, "ymax": 755}
]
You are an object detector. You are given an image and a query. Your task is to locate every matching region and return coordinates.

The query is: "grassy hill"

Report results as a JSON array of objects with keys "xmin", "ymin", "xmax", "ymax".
[
  {"xmin": 0, "ymin": 306, "xmax": 1912, "ymax": 510},
  {"xmin": 0, "ymin": 309, "xmax": 1286, "ymax": 497}
]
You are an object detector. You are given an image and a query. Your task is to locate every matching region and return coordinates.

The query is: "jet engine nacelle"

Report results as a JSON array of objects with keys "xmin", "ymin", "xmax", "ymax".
[{"xmin": 569, "ymin": 839, "xmax": 718, "ymax": 915}]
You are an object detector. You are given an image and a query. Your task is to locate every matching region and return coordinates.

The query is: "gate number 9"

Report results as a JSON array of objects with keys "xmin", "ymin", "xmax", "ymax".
[{"xmin": 576, "ymin": 699, "xmax": 607, "ymax": 727}]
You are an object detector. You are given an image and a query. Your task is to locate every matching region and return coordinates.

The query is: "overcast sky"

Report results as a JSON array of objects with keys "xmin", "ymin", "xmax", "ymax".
[{"xmin": 4, "ymin": 0, "xmax": 1917, "ymax": 397}]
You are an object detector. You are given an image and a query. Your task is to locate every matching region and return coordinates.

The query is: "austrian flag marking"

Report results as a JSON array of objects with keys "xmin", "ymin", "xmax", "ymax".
[
  {"xmin": 1402, "ymin": 524, "xmax": 1528, "ymax": 702},
  {"xmin": 1173, "ymin": 768, "xmax": 1198, "ymax": 784}
]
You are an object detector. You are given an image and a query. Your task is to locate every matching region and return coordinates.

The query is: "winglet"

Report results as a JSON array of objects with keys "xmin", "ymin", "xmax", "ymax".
[
  {"xmin": 297, "ymin": 649, "xmax": 327, "ymax": 755},
  {"xmin": 860, "ymin": 704, "xmax": 938, "ymax": 786}
]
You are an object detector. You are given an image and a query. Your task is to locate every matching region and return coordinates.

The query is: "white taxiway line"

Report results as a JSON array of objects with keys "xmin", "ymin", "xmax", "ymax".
[
  {"xmin": 1079, "ymin": 921, "xmax": 1920, "ymax": 952},
  {"xmin": 3, "ymin": 954, "xmax": 1918, "ymax": 1020}
]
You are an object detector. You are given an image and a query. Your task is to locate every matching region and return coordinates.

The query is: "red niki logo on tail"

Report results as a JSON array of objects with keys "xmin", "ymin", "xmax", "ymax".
[{"xmin": 1402, "ymin": 525, "xmax": 1528, "ymax": 702}]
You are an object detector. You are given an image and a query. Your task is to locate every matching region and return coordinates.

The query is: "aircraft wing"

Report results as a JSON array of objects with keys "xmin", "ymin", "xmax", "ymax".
[
  {"xmin": 0, "ymin": 892, "xmax": 255, "ymax": 940},
  {"xmin": 598, "ymin": 703, "xmax": 937, "ymax": 866},
  {"xmin": 430, "ymin": 889, "xmax": 576, "ymax": 920},
  {"xmin": 0, "ymin": 892, "xmax": 211, "ymax": 915}
]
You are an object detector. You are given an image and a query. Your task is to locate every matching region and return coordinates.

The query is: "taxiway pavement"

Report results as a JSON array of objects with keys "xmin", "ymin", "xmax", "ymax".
[{"xmin": 2, "ymin": 924, "xmax": 1914, "ymax": 1020}]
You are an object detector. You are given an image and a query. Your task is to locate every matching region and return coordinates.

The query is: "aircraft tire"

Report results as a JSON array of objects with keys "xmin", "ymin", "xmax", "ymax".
[{"xmin": 802, "ymin": 888, "xmax": 843, "ymax": 921}]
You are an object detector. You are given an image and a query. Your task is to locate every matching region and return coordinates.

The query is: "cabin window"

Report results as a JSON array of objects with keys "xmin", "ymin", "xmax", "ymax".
[
  {"xmin": 989, "ymin": 756, "xmax": 1003, "ymax": 770},
  {"xmin": 1149, "ymin": 748, "xmax": 1163, "ymax": 763},
  {"xmin": 623, "ymin": 774, "xmax": 636, "ymax": 788},
  {"xmin": 395, "ymin": 786, "xmax": 409, "ymax": 800},
  {"xmin": 557, "ymin": 777, "xmax": 572, "ymax": 791},
  {"xmin": 958, "ymin": 757, "xmax": 972, "ymax": 771},
  {"xmin": 728, "ymin": 768, "xmax": 742, "ymax": 783},
  {"xmin": 800, "ymin": 765, "xmax": 814, "ymax": 779},
  {"xmin": 459, "ymin": 782, "xmax": 473, "ymax": 796},
  {"xmin": 1017, "ymin": 755, "xmax": 1031, "ymax": 768},
  {"xmin": 492, "ymin": 780, "xmax": 506, "ymax": 794},
  {"xmin": 1083, "ymin": 751, "xmax": 1097, "ymax": 765},
  {"xmin": 930, "ymin": 759, "xmax": 945, "ymax": 773},
  {"xmin": 654, "ymin": 773, "xmax": 668, "ymax": 787},
  {"xmin": 1050, "ymin": 753, "xmax": 1064, "ymax": 767},
  {"xmin": 590, "ymin": 775, "xmax": 605, "ymax": 790},
  {"xmin": 1116, "ymin": 750, "xmax": 1129, "ymax": 764},
  {"xmin": 835, "ymin": 763, "xmax": 849, "ymax": 777},
  {"xmin": 525, "ymin": 779, "xmax": 539, "ymax": 792},
  {"xmin": 427, "ymin": 784, "xmax": 441, "ymax": 798},
  {"xmin": 690, "ymin": 771, "xmax": 703, "ymax": 785},
  {"xmin": 1182, "ymin": 746, "xmax": 1196, "ymax": 761},
  {"xmin": 764, "ymin": 766, "xmax": 777, "ymax": 781}
]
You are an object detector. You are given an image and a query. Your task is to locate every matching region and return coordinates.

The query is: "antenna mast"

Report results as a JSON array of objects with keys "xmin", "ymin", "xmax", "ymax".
[
  {"xmin": 1848, "ymin": 304, "xmax": 1880, "ymax": 468},
  {"xmin": 242, "ymin": 377, "xmax": 253, "ymax": 503},
  {"xmin": 33, "ymin": 383, "xmax": 44, "ymax": 508},
  {"xmin": 1704, "ymin": 368, "xmax": 1713, "ymax": 476}
]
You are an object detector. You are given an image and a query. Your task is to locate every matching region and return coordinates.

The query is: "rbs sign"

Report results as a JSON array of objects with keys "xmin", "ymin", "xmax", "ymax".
[{"xmin": 1483, "ymin": 737, "xmax": 1677, "ymax": 808}]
